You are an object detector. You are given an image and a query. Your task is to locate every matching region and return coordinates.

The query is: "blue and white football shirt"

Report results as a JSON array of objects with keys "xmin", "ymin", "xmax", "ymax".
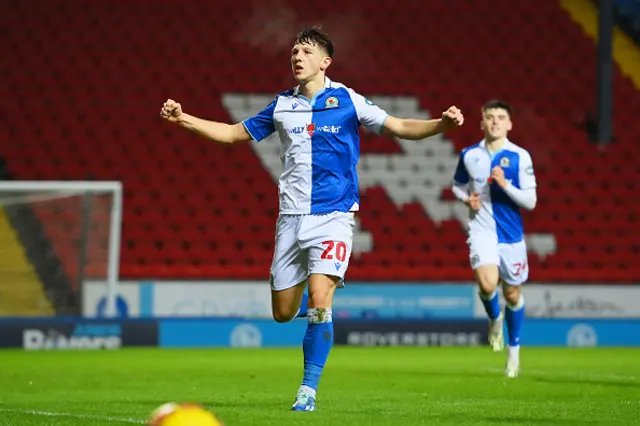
[
  {"xmin": 453, "ymin": 139, "xmax": 537, "ymax": 244},
  {"xmin": 243, "ymin": 77, "xmax": 388, "ymax": 215}
]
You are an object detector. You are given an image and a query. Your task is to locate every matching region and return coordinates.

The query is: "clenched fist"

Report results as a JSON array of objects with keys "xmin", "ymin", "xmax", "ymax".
[
  {"xmin": 160, "ymin": 99, "xmax": 183, "ymax": 122},
  {"xmin": 490, "ymin": 166, "xmax": 508, "ymax": 188},
  {"xmin": 441, "ymin": 106, "xmax": 464, "ymax": 129}
]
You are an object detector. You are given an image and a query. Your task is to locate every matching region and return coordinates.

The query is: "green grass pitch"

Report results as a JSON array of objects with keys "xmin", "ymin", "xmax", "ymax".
[{"xmin": 0, "ymin": 347, "xmax": 638, "ymax": 425}]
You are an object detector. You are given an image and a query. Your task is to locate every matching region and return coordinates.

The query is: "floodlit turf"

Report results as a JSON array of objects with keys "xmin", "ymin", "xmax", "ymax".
[{"xmin": 0, "ymin": 347, "xmax": 638, "ymax": 425}]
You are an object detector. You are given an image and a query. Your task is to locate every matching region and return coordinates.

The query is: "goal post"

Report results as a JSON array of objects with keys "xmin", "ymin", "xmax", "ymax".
[{"xmin": 0, "ymin": 181, "xmax": 123, "ymax": 317}]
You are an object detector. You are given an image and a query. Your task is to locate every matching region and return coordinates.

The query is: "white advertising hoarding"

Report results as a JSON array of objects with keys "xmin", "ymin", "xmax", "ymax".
[
  {"xmin": 83, "ymin": 281, "xmax": 640, "ymax": 319},
  {"xmin": 83, "ymin": 281, "xmax": 477, "ymax": 318},
  {"xmin": 473, "ymin": 284, "xmax": 640, "ymax": 318},
  {"xmin": 82, "ymin": 280, "xmax": 142, "ymax": 317},
  {"xmin": 83, "ymin": 281, "xmax": 272, "ymax": 318},
  {"xmin": 153, "ymin": 282, "xmax": 272, "ymax": 317}
]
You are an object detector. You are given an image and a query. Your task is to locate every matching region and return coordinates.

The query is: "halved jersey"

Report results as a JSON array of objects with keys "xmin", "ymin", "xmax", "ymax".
[
  {"xmin": 453, "ymin": 139, "xmax": 537, "ymax": 244},
  {"xmin": 243, "ymin": 77, "xmax": 388, "ymax": 215}
]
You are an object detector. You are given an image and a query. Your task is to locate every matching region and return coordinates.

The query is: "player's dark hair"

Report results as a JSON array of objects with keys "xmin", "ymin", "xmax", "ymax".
[
  {"xmin": 482, "ymin": 100, "xmax": 513, "ymax": 116},
  {"xmin": 293, "ymin": 26, "xmax": 334, "ymax": 58}
]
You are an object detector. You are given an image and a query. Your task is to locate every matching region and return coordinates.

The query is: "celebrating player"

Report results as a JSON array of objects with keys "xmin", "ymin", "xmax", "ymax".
[
  {"xmin": 451, "ymin": 100, "xmax": 537, "ymax": 378},
  {"xmin": 161, "ymin": 27, "xmax": 464, "ymax": 410}
]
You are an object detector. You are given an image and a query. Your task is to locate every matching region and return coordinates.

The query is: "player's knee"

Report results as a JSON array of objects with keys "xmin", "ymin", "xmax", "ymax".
[
  {"xmin": 272, "ymin": 307, "xmax": 296, "ymax": 323},
  {"xmin": 502, "ymin": 285, "xmax": 521, "ymax": 306},
  {"xmin": 308, "ymin": 274, "xmax": 338, "ymax": 308},
  {"xmin": 308, "ymin": 290, "xmax": 332, "ymax": 309},
  {"xmin": 270, "ymin": 279, "xmax": 307, "ymax": 323},
  {"xmin": 477, "ymin": 275, "xmax": 498, "ymax": 295},
  {"xmin": 475, "ymin": 266, "xmax": 499, "ymax": 295}
]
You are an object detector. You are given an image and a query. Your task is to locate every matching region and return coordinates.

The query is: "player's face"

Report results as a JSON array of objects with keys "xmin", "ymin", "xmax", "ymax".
[
  {"xmin": 481, "ymin": 108, "xmax": 512, "ymax": 140},
  {"xmin": 291, "ymin": 42, "xmax": 331, "ymax": 83}
]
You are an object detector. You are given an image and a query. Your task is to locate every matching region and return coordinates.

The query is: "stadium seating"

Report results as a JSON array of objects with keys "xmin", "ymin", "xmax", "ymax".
[{"xmin": 3, "ymin": 0, "xmax": 640, "ymax": 285}]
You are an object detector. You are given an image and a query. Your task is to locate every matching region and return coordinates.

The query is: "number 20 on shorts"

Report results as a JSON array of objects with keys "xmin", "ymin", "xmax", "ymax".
[{"xmin": 321, "ymin": 241, "xmax": 348, "ymax": 262}]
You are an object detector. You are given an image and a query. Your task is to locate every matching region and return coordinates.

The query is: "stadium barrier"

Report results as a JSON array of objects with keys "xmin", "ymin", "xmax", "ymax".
[
  {"xmin": 82, "ymin": 280, "xmax": 479, "ymax": 319},
  {"xmin": 82, "ymin": 281, "xmax": 640, "ymax": 319},
  {"xmin": 1, "ymin": 317, "xmax": 639, "ymax": 350}
]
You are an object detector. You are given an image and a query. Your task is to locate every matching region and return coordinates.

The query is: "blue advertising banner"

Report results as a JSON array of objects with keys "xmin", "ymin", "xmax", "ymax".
[
  {"xmin": 521, "ymin": 319, "xmax": 640, "ymax": 347},
  {"xmin": 158, "ymin": 318, "xmax": 306, "ymax": 348},
  {"xmin": 1, "ymin": 317, "xmax": 637, "ymax": 349},
  {"xmin": 333, "ymin": 284, "xmax": 477, "ymax": 319}
]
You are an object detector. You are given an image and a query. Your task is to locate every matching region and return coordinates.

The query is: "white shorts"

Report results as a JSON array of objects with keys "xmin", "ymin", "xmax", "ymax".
[
  {"xmin": 468, "ymin": 237, "xmax": 529, "ymax": 286},
  {"xmin": 269, "ymin": 211, "xmax": 355, "ymax": 291}
]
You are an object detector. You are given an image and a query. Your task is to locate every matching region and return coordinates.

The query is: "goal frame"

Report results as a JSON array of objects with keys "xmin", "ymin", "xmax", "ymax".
[{"xmin": 0, "ymin": 180, "xmax": 123, "ymax": 317}]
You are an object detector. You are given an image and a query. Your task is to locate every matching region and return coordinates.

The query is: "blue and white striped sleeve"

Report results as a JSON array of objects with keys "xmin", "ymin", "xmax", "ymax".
[
  {"xmin": 242, "ymin": 99, "xmax": 276, "ymax": 142},
  {"xmin": 348, "ymin": 89, "xmax": 388, "ymax": 135}
]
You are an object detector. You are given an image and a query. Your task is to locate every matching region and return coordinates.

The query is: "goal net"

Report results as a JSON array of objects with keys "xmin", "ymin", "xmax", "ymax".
[{"xmin": 0, "ymin": 181, "xmax": 122, "ymax": 317}]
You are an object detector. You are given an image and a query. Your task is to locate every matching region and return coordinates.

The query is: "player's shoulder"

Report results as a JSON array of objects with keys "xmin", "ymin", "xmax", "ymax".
[
  {"xmin": 326, "ymin": 80, "xmax": 366, "ymax": 101},
  {"xmin": 321, "ymin": 80, "xmax": 374, "ymax": 111},
  {"xmin": 275, "ymin": 88, "xmax": 297, "ymax": 100},
  {"xmin": 504, "ymin": 140, "xmax": 532, "ymax": 159},
  {"xmin": 326, "ymin": 79, "xmax": 350, "ymax": 93},
  {"xmin": 323, "ymin": 80, "xmax": 353, "ymax": 100},
  {"xmin": 264, "ymin": 88, "xmax": 298, "ymax": 112},
  {"xmin": 460, "ymin": 142, "xmax": 483, "ymax": 157}
]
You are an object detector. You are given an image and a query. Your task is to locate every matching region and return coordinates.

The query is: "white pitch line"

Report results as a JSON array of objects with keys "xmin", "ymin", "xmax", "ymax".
[
  {"xmin": 0, "ymin": 407, "xmax": 146, "ymax": 424},
  {"xmin": 487, "ymin": 368, "xmax": 638, "ymax": 381}
]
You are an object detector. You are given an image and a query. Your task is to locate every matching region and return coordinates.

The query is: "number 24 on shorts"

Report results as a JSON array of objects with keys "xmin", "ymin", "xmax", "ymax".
[
  {"xmin": 513, "ymin": 262, "xmax": 528, "ymax": 276},
  {"xmin": 321, "ymin": 241, "xmax": 348, "ymax": 262}
]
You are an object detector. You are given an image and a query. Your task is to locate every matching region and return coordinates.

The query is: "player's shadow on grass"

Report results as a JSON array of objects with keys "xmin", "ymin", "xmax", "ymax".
[{"xmin": 533, "ymin": 376, "xmax": 640, "ymax": 389}]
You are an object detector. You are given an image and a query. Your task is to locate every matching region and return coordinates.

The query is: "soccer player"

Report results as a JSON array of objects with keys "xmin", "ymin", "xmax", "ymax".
[
  {"xmin": 161, "ymin": 27, "xmax": 464, "ymax": 410},
  {"xmin": 451, "ymin": 100, "xmax": 537, "ymax": 378}
]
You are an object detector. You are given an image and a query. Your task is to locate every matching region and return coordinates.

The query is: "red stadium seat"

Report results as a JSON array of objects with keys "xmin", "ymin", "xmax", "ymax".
[{"xmin": 3, "ymin": 0, "xmax": 640, "ymax": 285}]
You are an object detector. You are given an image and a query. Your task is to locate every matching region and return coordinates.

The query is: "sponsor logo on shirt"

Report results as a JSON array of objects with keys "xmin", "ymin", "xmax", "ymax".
[
  {"xmin": 286, "ymin": 124, "xmax": 342, "ymax": 136},
  {"xmin": 307, "ymin": 123, "xmax": 316, "ymax": 136}
]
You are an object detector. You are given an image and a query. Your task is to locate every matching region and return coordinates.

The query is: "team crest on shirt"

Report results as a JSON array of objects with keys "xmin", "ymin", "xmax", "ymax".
[
  {"xmin": 526, "ymin": 165, "xmax": 534, "ymax": 175},
  {"xmin": 500, "ymin": 157, "xmax": 510, "ymax": 168},
  {"xmin": 325, "ymin": 96, "xmax": 339, "ymax": 109}
]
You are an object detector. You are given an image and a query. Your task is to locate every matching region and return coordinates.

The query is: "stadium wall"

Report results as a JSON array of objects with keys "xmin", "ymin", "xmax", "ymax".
[
  {"xmin": 0, "ymin": 316, "xmax": 639, "ymax": 350},
  {"xmin": 82, "ymin": 280, "xmax": 640, "ymax": 319},
  {"xmin": 0, "ymin": 281, "xmax": 639, "ymax": 350}
]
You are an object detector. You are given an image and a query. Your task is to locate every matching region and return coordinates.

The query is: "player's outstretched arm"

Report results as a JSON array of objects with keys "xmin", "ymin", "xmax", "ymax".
[
  {"xmin": 382, "ymin": 106, "xmax": 464, "ymax": 140},
  {"xmin": 160, "ymin": 99, "xmax": 252, "ymax": 144}
]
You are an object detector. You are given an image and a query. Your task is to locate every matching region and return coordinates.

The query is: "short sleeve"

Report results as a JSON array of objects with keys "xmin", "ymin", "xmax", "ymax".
[
  {"xmin": 518, "ymin": 151, "xmax": 537, "ymax": 189},
  {"xmin": 348, "ymin": 89, "xmax": 388, "ymax": 134},
  {"xmin": 242, "ymin": 100, "xmax": 276, "ymax": 142},
  {"xmin": 453, "ymin": 154, "xmax": 469, "ymax": 185}
]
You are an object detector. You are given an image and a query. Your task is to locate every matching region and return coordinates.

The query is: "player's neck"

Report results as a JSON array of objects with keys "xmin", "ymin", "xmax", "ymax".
[
  {"xmin": 485, "ymin": 137, "xmax": 506, "ymax": 153},
  {"xmin": 298, "ymin": 75, "xmax": 326, "ymax": 100}
]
